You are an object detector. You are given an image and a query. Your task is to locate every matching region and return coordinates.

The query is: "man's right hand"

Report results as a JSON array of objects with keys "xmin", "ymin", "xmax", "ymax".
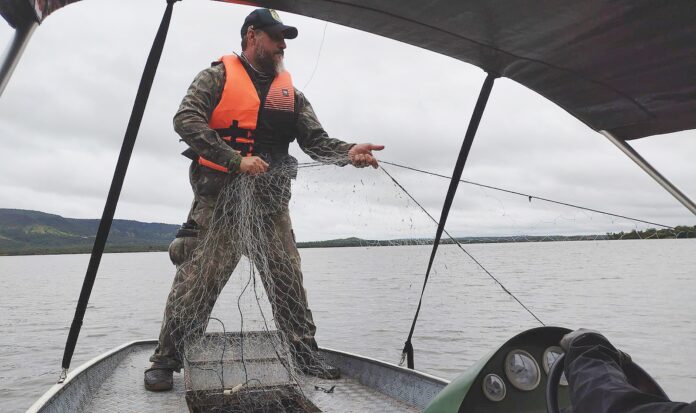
[{"xmin": 239, "ymin": 156, "xmax": 269, "ymax": 175}]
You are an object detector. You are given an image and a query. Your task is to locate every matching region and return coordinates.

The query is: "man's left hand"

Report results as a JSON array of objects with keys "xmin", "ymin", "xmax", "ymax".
[
  {"xmin": 348, "ymin": 143, "xmax": 384, "ymax": 168},
  {"xmin": 560, "ymin": 328, "xmax": 600, "ymax": 352}
]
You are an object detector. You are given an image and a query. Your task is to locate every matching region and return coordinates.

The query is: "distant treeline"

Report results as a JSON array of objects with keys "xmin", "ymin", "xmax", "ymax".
[
  {"xmin": 297, "ymin": 234, "xmax": 611, "ymax": 248},
  {"xmin": 1, "ymin": 208, "xmax": 694, "ymax": 256},
  {"xmin": 605, "ymin": 225, "xmax": 696, "ymax": 240}
]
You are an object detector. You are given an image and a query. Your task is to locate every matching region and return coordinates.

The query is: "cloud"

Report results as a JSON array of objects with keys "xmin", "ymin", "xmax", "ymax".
[{"xmin": 1, "ymin": 0, "xmax": 694, "ymax": 240}]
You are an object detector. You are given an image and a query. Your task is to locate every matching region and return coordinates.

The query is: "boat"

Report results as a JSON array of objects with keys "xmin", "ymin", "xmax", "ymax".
[{"xmin": 2, "ymin": 1, "xmax": 694, "ymax": 412}]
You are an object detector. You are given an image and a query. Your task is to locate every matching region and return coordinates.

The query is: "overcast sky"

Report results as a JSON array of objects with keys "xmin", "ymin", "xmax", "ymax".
[{"xmin": 0, "ymin": 0, "xmax": 694, "ymax": 241}]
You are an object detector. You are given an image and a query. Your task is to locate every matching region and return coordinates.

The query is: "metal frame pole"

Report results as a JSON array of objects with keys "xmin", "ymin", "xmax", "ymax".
[
  {"xmin": 59, "ymin": 0, "xmax": 179, "ymax": 381},
  {"xmin": 600, "ymin": 130, "xmax": 696, "ymax": 216},
  {"xmin": 402, "ymin": 72, "xmax": 498, "ymax": 369},
  {"xmin": 0, "ymin": 19, "xmax": 38, "ymax": 97}
]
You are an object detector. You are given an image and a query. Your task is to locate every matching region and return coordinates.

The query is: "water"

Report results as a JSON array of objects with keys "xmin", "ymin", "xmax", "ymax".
[{"xmin": 1, "ymin": 240, "xmax": 695, "ymax": 412}]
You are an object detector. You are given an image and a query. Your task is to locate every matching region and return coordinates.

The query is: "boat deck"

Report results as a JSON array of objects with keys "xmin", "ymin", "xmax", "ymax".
[
  {"xmin": 81, "ymin": 344, "xmax": 418, "ymax": 412},
  {"xmin": 31, "ymin": 341, "xmax": 448, "ymax": 413}
]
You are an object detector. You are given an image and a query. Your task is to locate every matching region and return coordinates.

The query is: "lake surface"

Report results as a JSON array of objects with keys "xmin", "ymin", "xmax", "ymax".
[{"xmin": 1, "ymin": 240, "xmax": 695, "ymax": 412}]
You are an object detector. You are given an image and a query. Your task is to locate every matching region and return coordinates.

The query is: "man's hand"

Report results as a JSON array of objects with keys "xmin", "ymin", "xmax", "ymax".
[
  {"xmin": 349, "ymin": 143, "xmax": 385, "ymax": 169},
  {"xmin": 560, "ymin": 328, "xmax": 632, "ymax": 367},
  {"xmin": 239, "ymin": 156, "xmax": 269, "ymax": 175},
  {"xmin": 560, "ymin": 328, "xmax": 600, "ymax": 352}
]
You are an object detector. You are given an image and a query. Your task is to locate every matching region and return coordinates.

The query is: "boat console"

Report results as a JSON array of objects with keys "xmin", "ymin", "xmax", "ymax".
[{"xmin": 423, "ymin": 326, "xmax": 572, "ymax": 413}]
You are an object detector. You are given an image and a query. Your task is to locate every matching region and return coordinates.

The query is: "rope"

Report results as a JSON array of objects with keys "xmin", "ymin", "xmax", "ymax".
[
  {"xmin": 380, "ymin": 160, "xmax": 674, "ymax": 229},
  {"xmin": 302, "ymin": 22, "xmax": 329, "ymax": 90},
  {"xmin": 381, "ymin": 166, "xmax": 545, "ymax": 326}
]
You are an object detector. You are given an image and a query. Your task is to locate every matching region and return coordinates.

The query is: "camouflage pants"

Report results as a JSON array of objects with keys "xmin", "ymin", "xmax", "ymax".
[{"xmin": 149, "ymin": 196, "xmax": 318, "ymax": 371}]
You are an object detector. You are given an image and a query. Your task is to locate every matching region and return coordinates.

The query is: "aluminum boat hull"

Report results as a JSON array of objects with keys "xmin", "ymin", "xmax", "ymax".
[{"xmin": 27, "ymin": 340, "xmax": 448, "ymax": 413}]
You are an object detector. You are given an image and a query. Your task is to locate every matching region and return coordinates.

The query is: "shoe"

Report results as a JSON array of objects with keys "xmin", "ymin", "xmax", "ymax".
[
  {"xmin": 144, "ymin": 366, "xmax": 174, "ymax": 391},
  {"xmin": 297, "ymin": 353, "xmax": 341, "ymax": 380}
]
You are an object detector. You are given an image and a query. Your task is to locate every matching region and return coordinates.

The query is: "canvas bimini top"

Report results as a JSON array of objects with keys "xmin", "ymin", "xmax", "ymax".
[{"xmin": 2, "ymin": 0, "xmax": 696, "ymax": 141}]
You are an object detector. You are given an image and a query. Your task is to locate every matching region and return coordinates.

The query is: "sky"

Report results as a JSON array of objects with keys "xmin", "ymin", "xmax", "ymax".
[{"xmin": 0, "ymin": 0, "xmax": 694, "ymax": 241}]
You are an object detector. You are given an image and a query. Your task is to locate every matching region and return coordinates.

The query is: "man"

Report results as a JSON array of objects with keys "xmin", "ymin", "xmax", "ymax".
[
  {"xmin": 144, "ymin": 8, "xmax": 384, "ymax": 391},
  {"xmin": 561, "ymin": 329, "xmax": 696, "ymax": 412}
]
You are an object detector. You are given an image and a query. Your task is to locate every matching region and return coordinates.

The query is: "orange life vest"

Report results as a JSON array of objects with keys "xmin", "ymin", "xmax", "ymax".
[{"xmin": 196, "ymin": 54, "xmax": 296, "ymax": 173}]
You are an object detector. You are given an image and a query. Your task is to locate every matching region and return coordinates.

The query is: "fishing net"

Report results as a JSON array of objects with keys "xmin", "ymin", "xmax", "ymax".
[{"xmin": 160, "ymin": 152, "xmax": 355, "ymax": 412}]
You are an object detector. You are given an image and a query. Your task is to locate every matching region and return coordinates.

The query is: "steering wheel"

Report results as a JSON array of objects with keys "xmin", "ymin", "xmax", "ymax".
[
  {"xmin": 545, "ymin": 353, "xmax": 669, "ymax": 413},
  {"xmin": 545, "ymin": 353, "xmax": 566, "ymax": 413}
]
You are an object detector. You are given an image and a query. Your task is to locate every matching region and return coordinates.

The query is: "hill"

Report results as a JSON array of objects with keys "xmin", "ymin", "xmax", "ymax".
[{"xmin": 0, "ymin": 209, "xmax": 178, "ymax": 255}]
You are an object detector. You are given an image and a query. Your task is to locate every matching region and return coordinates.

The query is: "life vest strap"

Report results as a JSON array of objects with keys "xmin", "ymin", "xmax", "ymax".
[
  {"xmin": 214, "ymin": 119, "xmax": 253, "ymax": 141},
  {"xmin": 197, "ymin": 156, "xmax": 229, "ymax": 173},
  {"xmin": 181, "ymin": 148, "xmax": 233, "ymax": 172}
]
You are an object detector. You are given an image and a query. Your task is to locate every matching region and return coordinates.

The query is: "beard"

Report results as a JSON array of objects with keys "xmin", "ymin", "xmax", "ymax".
[{"xmin": 254, "ymin": 40, "xmax": 284, "ymax": 75}]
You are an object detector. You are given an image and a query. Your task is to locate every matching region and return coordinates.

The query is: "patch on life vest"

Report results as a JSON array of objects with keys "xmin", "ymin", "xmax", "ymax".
[
  {"xmin": 270, "ymin": 9, "xmax": 282, "ymax": 23},
  {"xmin": 282, "ymin": 89, "xmax": 289, "ymax": 97}
]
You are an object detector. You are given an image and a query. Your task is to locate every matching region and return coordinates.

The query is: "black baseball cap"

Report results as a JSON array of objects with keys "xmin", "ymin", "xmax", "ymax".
[{"xmin": 241, "ymin": 9, "xmax": 298, "ymax": 40}]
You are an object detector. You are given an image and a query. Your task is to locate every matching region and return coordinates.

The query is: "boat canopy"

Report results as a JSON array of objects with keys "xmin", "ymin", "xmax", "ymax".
[
  {"xmin": 0, "ymin": 0, "xmax": 80, "ymax": 27},
  {"xmin": 2, "ymin": 0, "xmax": 696, "ymax": 141}
]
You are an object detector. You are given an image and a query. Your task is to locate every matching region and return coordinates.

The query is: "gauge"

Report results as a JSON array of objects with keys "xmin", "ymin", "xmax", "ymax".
[
  {"xmin": 543, "ymin": 346, "xmax": 568, "ymax": 386},
  {"xmin": 482, "ymin": 373, "xmax": 506, "ymax": 402},
  {"xmin": 504, "ymin": 349, "xmax": 541, "ymax": 391}
]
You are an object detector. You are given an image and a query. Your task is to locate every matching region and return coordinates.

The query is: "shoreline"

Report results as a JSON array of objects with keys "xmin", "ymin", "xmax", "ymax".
[{"xmin": 2, "ymin": 235, "xmax": 694, "ymax": 256}]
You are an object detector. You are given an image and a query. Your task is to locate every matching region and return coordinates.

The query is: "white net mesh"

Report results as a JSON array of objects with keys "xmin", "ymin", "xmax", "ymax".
[{"xmin": 156, "ymin": 155, "xmax": 348, "ymax": 412}]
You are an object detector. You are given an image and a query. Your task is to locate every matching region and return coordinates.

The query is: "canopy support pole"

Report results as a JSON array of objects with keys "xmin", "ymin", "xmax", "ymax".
[
  {"xmin": 401, "ymin": 72, "xmax": 498, "ymax": 370},
  {"xmin": 600, "ymin": 130, "xmax": 696, "ymax": 216},
  {"xmin": 59, "ymin": 0, "xmax": 178, "ymax": 382},
  {"xmin": 0, "ymin": 18, "xmax": 38, "ymax": 97}
]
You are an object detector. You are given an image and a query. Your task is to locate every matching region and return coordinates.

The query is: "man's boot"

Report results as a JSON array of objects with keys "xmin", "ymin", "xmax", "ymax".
[
  {"xmin": 295, "ymin": 350, "xmax": 341, "ymax": 380},
  {"xmin": 144, "ymin": 365, "xmax": 174, "ymax": 391}
]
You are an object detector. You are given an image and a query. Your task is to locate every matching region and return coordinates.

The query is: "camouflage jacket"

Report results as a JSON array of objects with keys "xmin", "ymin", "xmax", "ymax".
[{"xmin": 173, "ymin": 56, "xmax": 354, "ymax": 178}]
